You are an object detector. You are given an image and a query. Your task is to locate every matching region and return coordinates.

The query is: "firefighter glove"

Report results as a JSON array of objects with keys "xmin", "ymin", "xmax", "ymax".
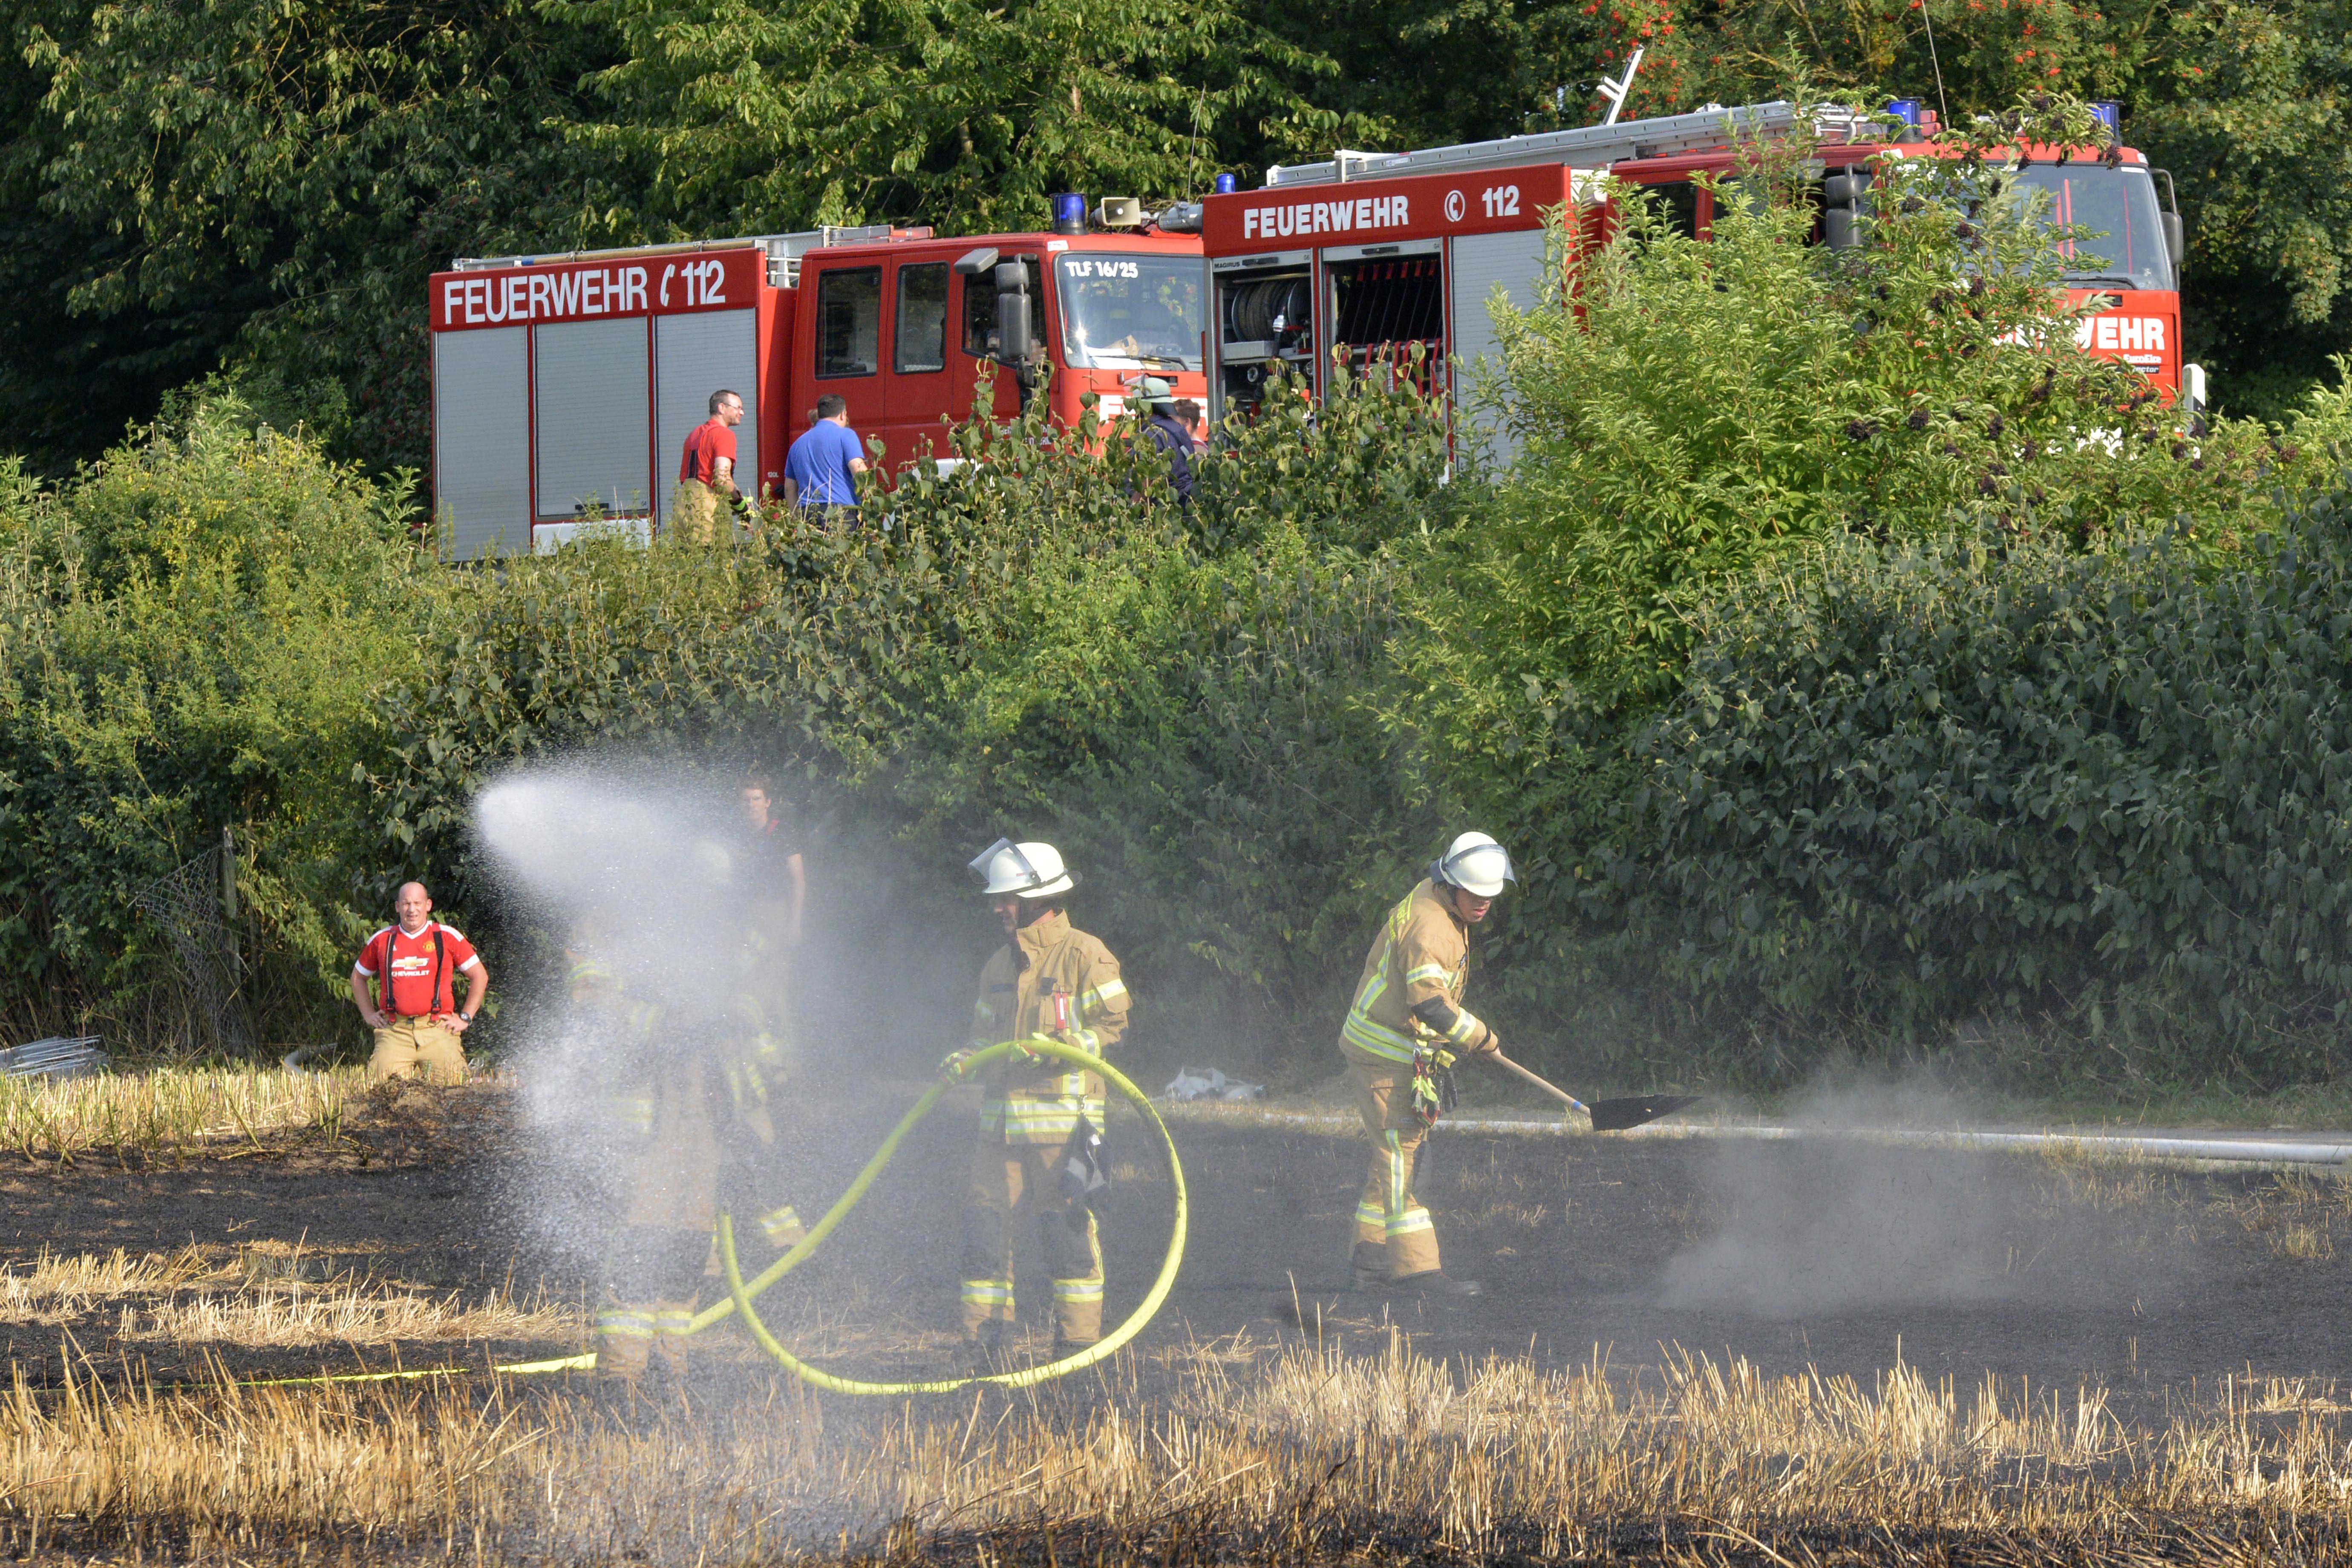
[
  {"xmin": 1409, "ymin": 1046, "xmax": 1459, "ymax": 1129},
  {"xmin": 736, "ymin": 1103, "xmax": 778, "ymax": 1148},
  {"xmin": 938, "ymin": 1048, "xmax": 977, "ymax": 1079},
  {"xmin": 1058, "ymin": 1117, "xmax": 1109, "ymax": 1202}
]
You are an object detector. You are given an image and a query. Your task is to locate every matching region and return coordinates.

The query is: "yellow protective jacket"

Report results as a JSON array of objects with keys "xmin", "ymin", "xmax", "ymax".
[
  {"xmin": 1339, "ymin": 878, "xmax": 1495, "ymax": 1065},
  {"xmin": 568, "ymin": 947, "xmax": 664, "ymax": 1135},
  {"xmin": 969, "ymin": 909, "xmax": 1130, "ymax": 1145}
]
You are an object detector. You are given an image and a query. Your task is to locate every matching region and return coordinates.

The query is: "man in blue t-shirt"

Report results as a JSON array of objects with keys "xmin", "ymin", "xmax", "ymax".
[{"xmin": 783, "ymin": 395, "xmax": 871, "ymax": 525}]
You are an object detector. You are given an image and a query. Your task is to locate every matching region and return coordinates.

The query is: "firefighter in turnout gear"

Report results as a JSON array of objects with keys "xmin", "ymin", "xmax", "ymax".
[
  {"xmin": 724, "ymin": 776, "xmax": 809, "ymax": 1260},
  {"xmin": 1339, "ymin": 832, "xmax": 1517, "ymax": 1298},
  {"xmin": 581, "ymin": 828, "xmax": 805, "ymax": 1384},
  {"xmin": 942, "ymin": 839, "xmax": 1130, "ymax": 1356},
  {"xmin": 571, "ymin": 927, "xmax": 715, "ymax": 1382}
]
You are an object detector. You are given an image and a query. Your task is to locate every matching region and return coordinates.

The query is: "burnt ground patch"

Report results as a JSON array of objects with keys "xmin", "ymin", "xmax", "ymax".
[{"xmin": 3, "ymin": 1078, "xmax": 2348, "ymax": 1411}]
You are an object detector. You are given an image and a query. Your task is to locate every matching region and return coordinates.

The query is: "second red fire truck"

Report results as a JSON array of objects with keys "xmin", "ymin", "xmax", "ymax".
[{"xmin": 1199, "ymin": 99, "xmax": 2198, "ymax": 453}]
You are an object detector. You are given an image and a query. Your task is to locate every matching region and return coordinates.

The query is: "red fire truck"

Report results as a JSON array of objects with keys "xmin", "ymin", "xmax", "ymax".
[
  {"xmin": 1200, "ymin": 100, "xmax": 2199, "ymax": 453},
  {"xmin": 429, "ymin": 207, "xmax": 1208, "ymax": 560}
]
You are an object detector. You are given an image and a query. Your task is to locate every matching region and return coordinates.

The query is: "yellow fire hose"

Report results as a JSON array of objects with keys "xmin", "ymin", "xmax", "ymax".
[
  {"xmin": 174, "ymin": 1038, "xmax": 1185, "ymax": 1395},
  {"xmin": 716, "ymin": 1037, "xmax": 1189, "ymax": 1392}
]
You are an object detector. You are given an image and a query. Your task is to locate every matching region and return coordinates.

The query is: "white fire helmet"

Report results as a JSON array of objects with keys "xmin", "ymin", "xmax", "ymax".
[
  {"xmin": 970, "ymin": 837, "xmax": 1077, "ymax": 900},
  {"xmin": 1432, "ymin": 831, "xmax": 1516, "ymax": 898}
]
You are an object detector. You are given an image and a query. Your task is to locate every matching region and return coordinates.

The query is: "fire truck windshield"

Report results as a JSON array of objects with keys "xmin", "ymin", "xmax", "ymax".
[
  {"xmin": 2000, "ymin": 164, "xmax": 2175, "ymax": 293},
  {"xmin": 1056, "ymin": 254, "xmax": 1203, "ymax": 371}
]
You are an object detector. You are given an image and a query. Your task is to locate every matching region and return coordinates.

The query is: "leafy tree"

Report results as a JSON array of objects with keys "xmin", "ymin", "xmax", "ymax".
[
  {"xmin": 539, "ymin": 0, "xmax": 1372, "ymax": 233},
  {"xmin": 1424, "ymin": 98, "xmax": 2294, "ymax": 756},
  {"xmin": 0, "ymin": 0, "xmax": 617, "ymax": 473},
  {"xmin": 1663, "ymin": 0, "xmax": 2352, "ymax": 418}
]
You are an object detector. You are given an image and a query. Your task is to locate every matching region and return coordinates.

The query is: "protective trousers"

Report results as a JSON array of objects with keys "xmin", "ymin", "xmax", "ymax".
[
  {"xmin": 1347, "ymin": 1052, "xmax": 1441, "ymax": 1280},
  {"xmin": 669, "ymin": 478, "xmax": 724, "ymax": 544},
  {"xmin": 596, "ymin": 1058, "xmax": 721, "ymax": 1379},
  {"xmin": 961, "ymin": 1141, "xmax": 1104, "ymax": 1343},
  {"xmin": 368, "ymin": 1017, "xmax": 466, "ymax": 1085}
]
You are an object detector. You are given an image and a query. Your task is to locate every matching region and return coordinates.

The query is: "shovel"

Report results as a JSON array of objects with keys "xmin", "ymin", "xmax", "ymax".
[{"xmin": 1486, "ymin": 1050, "xmax": 1702, "ymax": 1133}]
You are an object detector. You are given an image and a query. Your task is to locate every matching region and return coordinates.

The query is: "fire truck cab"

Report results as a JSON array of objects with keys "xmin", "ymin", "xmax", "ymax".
[
  {"xmin": 1200, "ymin": 101, "xmax": 2198, "ymax": 455},
  {"xmin": 429, "ymin": 215, "xmax": 1208, "ymax": 560}
]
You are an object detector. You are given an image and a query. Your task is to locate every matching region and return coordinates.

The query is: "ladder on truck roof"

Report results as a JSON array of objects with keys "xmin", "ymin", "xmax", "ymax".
[
  {"xmin": 450, "ymin": 225, "xmax": 918, "ymax": 285},
  {"xmin": 1263, "ymin": 101, "xmax": 1875, "ymax": 188}
]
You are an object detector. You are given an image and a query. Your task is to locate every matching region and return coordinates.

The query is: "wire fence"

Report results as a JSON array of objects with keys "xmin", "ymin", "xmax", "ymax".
[{"xmin": 130, "ymin": 838, "xmax": 254, "ymax": 1056}]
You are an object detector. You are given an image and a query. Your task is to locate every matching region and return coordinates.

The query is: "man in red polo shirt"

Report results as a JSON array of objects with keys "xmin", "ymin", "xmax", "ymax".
[
  {"xmin": 349, "ymin": 881, "xmax": 490, "ymax": 1083},
  {"xmin": 672, "ymin": 388, "xmax": 744, "ymax": 544}
]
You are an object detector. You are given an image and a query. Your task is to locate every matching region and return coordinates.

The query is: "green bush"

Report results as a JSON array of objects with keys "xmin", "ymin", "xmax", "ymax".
[
  {"xmin": 0, "ymin": 393, "xmax": 441, "ymax": 1049},
  {"xmin": 31, "ymin": 145, "xmax": 2352, "ymax": 1101},
  {"xmin": 364, "ymin": 375, "xmax": 1458, "ymax": 1076},
  {"xmin": 1545, "ymin": 489, "xmax": 2352, "ymax": 1087}
]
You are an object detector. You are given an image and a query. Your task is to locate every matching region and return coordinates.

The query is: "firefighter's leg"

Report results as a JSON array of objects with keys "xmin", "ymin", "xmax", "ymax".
[
  {"xmin": 1352, "ymin": 1062, "xmax": 1441, "ymax": 1280},
  {"xmin": 713, "ymin": 1055, "xmax": 805, "ymax": 1274},
  {"xmin": 1037, "ymin": 1148, "xmax": 1105, "ymax": 1346},
  {"xmin": 960, "ymin": 1141, "xmax": 1022, "ymax": 1338},
  {"xmin": 607, "ymin": 1061, "xmax": 721, "ymax": 1378},
  {"xmin": 409, "ymin": 1022, "xmax": 467, "ymax": 1085},
  {"xmin": 366, "ymin": 1019, "xmax": 421, "ymax": 1083},
  {"xmin": 597, "ymin": 1227, "xmax": 707, "ymax": 1381},
  {"xmin": 671, "ymin": 479, "xmax": 718, "ymax": 545}
]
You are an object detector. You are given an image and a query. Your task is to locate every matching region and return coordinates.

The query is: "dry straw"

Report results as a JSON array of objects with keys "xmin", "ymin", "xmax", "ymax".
[
  {"xmin": 0, "ymin": 1063, "xmax": 366, "ymax": 1159},
  {"xmin": 5, "ymin": 1335, "xmax": 2350, "ymax": 1563}
]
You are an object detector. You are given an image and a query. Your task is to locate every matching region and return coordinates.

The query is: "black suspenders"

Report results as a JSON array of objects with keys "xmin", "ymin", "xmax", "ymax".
[{"xmin": 386, "ymin": 925, "xmax": 447, "ymax": 1018}]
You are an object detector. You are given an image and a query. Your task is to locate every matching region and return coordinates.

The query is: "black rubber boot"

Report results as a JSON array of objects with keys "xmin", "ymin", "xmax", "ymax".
[
  {"xmin": 1390, "ymin": 1270, "xmax": 1484, "ymax": 1299},
  {"xmin": 1351, "ymin": 1241, "xmax": 1390, "ymax": 1292},
  {"xmin": 960, "ymin": 1320, "xmax": 1011, "ymax": 1374}
]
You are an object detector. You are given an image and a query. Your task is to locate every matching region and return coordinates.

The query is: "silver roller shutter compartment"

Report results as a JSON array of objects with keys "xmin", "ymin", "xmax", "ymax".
[
  {"xmin": 534, "ymin": 318, "xmax": 652, "ymax": 521},
  {"xmin": 655, "ymin": 309, "xmax": 759, "ymax": 523},
  {"xmin": 433, "ymin": 326, "xmax": 531, "ymax": 561},
  {"xmin": 1448, "ymin": 229, "xmax": 1549, "ymax": 468}
]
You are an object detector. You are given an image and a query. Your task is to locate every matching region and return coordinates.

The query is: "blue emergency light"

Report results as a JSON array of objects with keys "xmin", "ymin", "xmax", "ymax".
[
  {"xmin": 1885, "ymin": 98, "xmax": 1923, "ymax": 132},
  {"xmin": 1213, "ymin": 173, "xmax": 1238, "ymax": 194},
  {"xmin": 2089, "ymin": 101, "xmax": 2122, "ymax": 135},
  {"xmin": 1051, "ymin": 192, "xmax": 1089, "ymax": 235}
]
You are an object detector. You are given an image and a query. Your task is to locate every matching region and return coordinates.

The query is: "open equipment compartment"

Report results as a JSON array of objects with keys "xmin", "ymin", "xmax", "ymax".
[
  {"xmin": 1211, "ymin": 249, "xmax": 1314, "ymax": 423},
  {"xmin": 1323, "ymin": 238, "xmax": 1444, "ymax": 395}
]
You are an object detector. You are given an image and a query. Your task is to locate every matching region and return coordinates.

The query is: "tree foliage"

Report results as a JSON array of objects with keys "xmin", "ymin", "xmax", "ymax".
[
  {"xmin": 0, "ymin": 0, "xmax": 611, "ymax": 473},
  {"xmin": 1426, "ymin": 101, "xmax": 2305, "ymax": 765},
  {"xmin": 0, "ymin": 0, "xmax": 2349, "ymax": 464},
  {"xmin": 542, "ymin": 0, "xmax": 1368, "ymax": 236}
]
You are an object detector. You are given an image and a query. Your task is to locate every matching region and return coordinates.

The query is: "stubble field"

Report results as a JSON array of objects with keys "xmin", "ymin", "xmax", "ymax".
[{"xmin": 4, "ymin": 1067, "xmax": 2352, "ymax": 1565}]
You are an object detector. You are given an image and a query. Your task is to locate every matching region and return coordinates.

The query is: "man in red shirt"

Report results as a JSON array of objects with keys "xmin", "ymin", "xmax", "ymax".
[
  {"xmin": 349, "ymin": 882, "xmax": 490, "ymax": 1083},
  {"xmin": 673, "ymin": 389, "xmax": 745, "ymax": 544}
]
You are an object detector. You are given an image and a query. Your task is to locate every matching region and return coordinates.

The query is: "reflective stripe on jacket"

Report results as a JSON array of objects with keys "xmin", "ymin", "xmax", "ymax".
[
  {"xmin": 1339, "ymin": 878, "xmax": 1491, "ymax": 1064},
  {"xmin": 970, "ymin": 909, "xmax": 1130, "ymax": 1146}
]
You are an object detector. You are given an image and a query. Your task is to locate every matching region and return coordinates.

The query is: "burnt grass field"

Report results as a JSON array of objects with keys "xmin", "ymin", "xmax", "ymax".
[{"xmin": 5, "ymin": 1074, "xmax": 2352, "ymax": 1564}]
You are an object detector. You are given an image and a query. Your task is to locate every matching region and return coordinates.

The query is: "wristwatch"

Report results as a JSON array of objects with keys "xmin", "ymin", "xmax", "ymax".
[{"xmin": 458, "ymin": 1011, "xmax": 475, "ymax": 1023}]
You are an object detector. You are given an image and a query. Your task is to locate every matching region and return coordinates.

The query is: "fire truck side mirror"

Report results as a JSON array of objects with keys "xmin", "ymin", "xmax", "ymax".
[
  {"xmin": 2162, "ymin": 210, "xmax": 2185, "ymax": 273},
  {"xmin": 992, "ymin": 260, "xmax": 1033, "ymax": 371}
]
